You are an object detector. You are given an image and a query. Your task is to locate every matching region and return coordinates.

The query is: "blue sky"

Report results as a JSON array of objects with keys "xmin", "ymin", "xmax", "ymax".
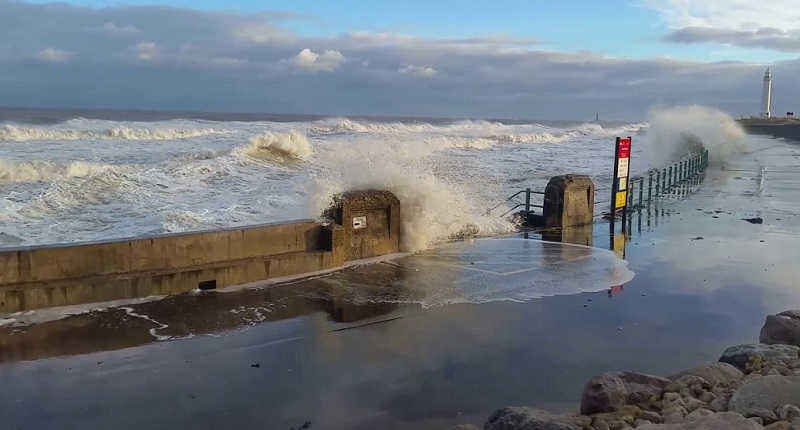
[{"xmin": 4, "ymin": 0, "xmax": 800, "ymax": 118}]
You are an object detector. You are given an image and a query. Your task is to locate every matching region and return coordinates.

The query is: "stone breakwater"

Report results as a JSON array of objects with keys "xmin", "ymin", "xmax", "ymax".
[{"xmin": 452, "ymin": 310, "xmax": 800, "ymax": 430}]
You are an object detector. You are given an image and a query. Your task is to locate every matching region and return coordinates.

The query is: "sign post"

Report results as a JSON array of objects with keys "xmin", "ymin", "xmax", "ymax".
[{"xmin": 610, "ymin": 136, "xmax": 632, "ymax": 232}]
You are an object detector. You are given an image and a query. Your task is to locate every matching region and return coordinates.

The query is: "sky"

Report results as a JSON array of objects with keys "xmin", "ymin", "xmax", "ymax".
[{"xmin": 4, "ymin": 0, "xmax": 800, "ymax": 119}]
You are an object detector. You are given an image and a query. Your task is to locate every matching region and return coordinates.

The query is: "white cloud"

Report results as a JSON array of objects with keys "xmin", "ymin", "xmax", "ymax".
[
  {"xmin": 35, "ymin": 47, "xmax": 73, "ymax": 63},
  {"xmin": 645, "ymin": 1, "xmax": 800, "ymax": 52},
  {"xmin": 89, "ymin": 22, "xmax": 140, "ymax": 35},
  {"xmin": 645, "ymin": 0, "xmax": 800, "ymax": 31},
  {"xmin": 135, "ymin": 42, "xmax": 159, "ymax": 61},
  {"xmin": 286, "ymin": 48, "xmax": 346, "ymax": 73},
  {"xmin": 398, "ymin": 64, "xmax": 438, "ymax": 78},
  {"xmin": 235, "ymin": 23, "xmax": 294, "ymax": 44}
]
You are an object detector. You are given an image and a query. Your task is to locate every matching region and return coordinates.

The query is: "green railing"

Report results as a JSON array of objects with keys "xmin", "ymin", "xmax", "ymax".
[{"xmin": 625, "ymin": 149, "xmax": 709, "ymax": 210}]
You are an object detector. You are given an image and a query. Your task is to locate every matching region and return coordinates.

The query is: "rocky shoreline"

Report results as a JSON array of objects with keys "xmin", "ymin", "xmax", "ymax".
[{"xmin": 453, "ymin": 310, "xmax": 800, "ymax": 430}]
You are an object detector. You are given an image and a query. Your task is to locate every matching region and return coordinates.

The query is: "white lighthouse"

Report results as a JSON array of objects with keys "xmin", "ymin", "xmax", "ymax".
[{"xmin": 761, "ymin": 67, "xmax": 773, "ymax": 118}]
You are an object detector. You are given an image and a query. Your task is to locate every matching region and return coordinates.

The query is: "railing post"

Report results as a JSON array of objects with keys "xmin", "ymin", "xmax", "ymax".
[
  {"xmin": 655, "ymin": 169, "xmax": 661, "ymax": 196},
  {"xmin": 667, "ymin": 165, "xmax": 673, "ymax": 189},
  {"xmin": 638, "ymin": 177, "xmax": 643, "ymax": 209},
  {"xmin": 647, "ymin": 171, "xmax": 653, "ymax": 202},
  {"xmin": 525, "ymin": 188, "xmax": 531, "ymax": 221}
]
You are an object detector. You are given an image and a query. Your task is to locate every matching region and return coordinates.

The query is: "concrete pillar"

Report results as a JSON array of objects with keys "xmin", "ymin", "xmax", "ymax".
[
  {"xmin": 543, "ymin": 175, "xmax": 595, "ymax": 228},
  {"xmin": 328, "ymin": 190, "xmax": 401, "ymax": 261}
]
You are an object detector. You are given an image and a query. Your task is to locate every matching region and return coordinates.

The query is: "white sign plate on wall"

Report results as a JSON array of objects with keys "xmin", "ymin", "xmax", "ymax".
[{"xmin": 353, "ymin": 216, "xmax": 367, "ymax": 229}]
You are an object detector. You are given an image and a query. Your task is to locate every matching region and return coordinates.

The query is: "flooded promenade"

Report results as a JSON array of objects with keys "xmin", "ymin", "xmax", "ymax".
[{"xmin": 1, "ymin": 134, "xmax": 799, "ymax": 429}]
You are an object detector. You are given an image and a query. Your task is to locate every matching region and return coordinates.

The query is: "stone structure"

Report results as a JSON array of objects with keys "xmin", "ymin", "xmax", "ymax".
[
  {"xmin": 326, "ymin": 190, "xmax": 400, "ymax": 261},
  {"xmin": 0, "ymin": 190, "xmax": 401, "ymax": 313},
  {"xmin": 543, "ymin": 175, "xmax": 595, "ymax": 228}
]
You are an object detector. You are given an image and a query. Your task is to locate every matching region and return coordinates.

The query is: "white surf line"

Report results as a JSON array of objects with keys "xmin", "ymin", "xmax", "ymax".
[{"xmin": 119, "ymin": 307, "xmax": 173, "ymax": 341}]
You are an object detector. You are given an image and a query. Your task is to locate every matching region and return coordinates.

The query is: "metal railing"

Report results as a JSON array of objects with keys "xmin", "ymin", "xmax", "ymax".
[
  {"xmin": 486, "ymin": 188, "xmax": 545, "ymax": 218},
  {"xmin": 487, "ymin": 148, "xmax": 710, "ymax": 224},
  {"xmin": 624, "ymin": 149, "xmax": 709, "ymax": 211}
]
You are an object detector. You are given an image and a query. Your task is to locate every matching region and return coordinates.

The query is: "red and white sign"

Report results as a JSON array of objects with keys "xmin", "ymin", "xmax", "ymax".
[{"xmin": 617, "ymin": 137, "xmax": 631, "ymax": 158}]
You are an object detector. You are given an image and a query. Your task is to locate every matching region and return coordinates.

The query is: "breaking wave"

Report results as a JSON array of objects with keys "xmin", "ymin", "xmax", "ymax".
[
  {"xmin": 237, "ymin": 131, "xmax": 313, "ymax": 162},
  {"xmin": 0, "ymin": 124, "xmax": 231, "ymax": 142},
  {"xmin": 309, "ymin": 138, "xmax": 513, "ymax": 252},
  {"xmin": 645, "ymin": 105, "xmax": 746, "ymax": 165},
  {"xmin": 0, "ymin": 158, "xmax": 119, "ymax": 183}
]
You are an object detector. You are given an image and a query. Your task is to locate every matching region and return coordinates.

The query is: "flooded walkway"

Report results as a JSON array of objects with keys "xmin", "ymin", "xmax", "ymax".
[{"xmin": 2, "ymin": 134, "xmax": 800, "ymax": 429}]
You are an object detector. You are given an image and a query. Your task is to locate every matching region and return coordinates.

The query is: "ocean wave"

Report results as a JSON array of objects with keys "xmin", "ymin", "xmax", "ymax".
[
  {"xmin": 0, "ymin": 124, "xmax": 231, "ymax": 142},
  {"xmin": 0, "ymin": 158, "xmax": 120, "ymax": 183},
  {"xmin": 309, "ymin": 117, "xmax": 440, "ymax": 135},
  {"xmin": 309, "ymin": 117, "xmax": 647, "ymax": 140},
  {"xmin": 237, "ymin": 131, "xmax": 312, "ymax": 162}
]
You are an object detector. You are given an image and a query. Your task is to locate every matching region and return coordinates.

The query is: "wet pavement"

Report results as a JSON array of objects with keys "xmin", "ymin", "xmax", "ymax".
[{"xmin": 2, "ymin": 134, "xmax": 800, "ymax": 430}]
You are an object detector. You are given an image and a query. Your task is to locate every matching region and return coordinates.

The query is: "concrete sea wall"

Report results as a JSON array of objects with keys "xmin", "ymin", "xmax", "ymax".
[{"xmin": 0, "ymin": 190, "xmax": 400, "ymax": 313}]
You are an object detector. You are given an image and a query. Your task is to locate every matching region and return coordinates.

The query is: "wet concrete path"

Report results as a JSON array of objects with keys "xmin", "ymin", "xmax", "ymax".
[{"xmin": 2, "ymin": 135, "xmax": 800, "ymax": 429}]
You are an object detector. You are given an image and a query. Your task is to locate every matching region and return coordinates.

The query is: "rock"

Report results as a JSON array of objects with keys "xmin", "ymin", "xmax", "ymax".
[
  {"xmin": 720, "ymin": 344, "xmax": 800, "ymax": 373},
  {"xmin": 729, "ymin": 375, "xmax": 800, "ymax": 423},
  {"xmin": 485, "ymin": 407, "xmax": 591, "ymax": 430},
  {"xmin": 710, "ymin": 394, "xmax": 731, "ymax": 412},
  {"xmin": 776, "ymin": 405, "xmax": 800, "ymax": 421},
  {"xmin": 666, "ymin": 375, "xmax": 712, "ymax": 393},
  {"xmin": 685, "ymin": 397, "xmax": 708, "ymax": 412},
  {"xmin": 449, "ymin": 425, "xmax": 480, "ymax": 430},
  {"xmin": 639, "ymin": 411, "xmax": 663, "ymax": 424},
  {"xmin": 761, "ymin": 311, "xmax": 800, "ymax": 347},
  {"xmin": 671, "ymin": 363, "xmax": 744, "ymax": 387},
  {"xmin": 686, "ymin": 408, "xmax": 714, "ymax": 421},
  {"xmin": 749, "ymin": 417, "xmax": 765, "ymax": 426},
  {"xmin": 743, "ymin": 217, "xmax": 764, "ymax": 224},
  {"xmin": 764, "ymin": 421, "xmax": 792, "ymax": 430},
  {"xmin": 581, "ymin": 372, "xmax": 671, "ymax": 414},
  {"xmin": 663, "ymin": 406, "xmax": 688, "ymax": 424},
  {"xmin": 593, "ymin": 417, "xmax": 611, "ymax": 430},
  {"xmin": 699, "ymin": 392, "xmax": 716, "ymax": 404},
  {"xmin": 636, "ymin": 419, "xmax": 654, "ymax": 427},
  {"xmin": 636, "ymin": 412, "xmax": 764, "ymax": 429}
]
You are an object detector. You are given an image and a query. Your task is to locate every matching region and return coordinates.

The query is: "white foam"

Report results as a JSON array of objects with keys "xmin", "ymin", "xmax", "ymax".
[
  {"xmin": 0, "ymin": 123, "xmax": 231, "ymax": 142},
  {"xmin": 0, "ymin": 158, "xmax": 119, "ymax": 183}
]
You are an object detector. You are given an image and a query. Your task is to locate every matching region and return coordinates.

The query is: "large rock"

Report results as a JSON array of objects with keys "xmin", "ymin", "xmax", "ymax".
[
  {"xmin": 484, "ymin": 407, "xmax": 591, "ymax": 430},
  {"xmin": 636, "ymin": 412, "xmax": 764, "ymax": 429},
  {"xmin": 580, "ymin": 371, "xmax": 671, "ymax": 414},
  {"xmin": 671, "ymin": 363, "xmax": 744, "ymax": 388},
  {"xmin": 729, "ymin": 375, "xmax": 800, "ymax": 420},
  {"xmin": 720, "ymin": 344, "xmax": 800, "ymax": 373},
  {"xmin": 761, "ymin": 311, "xmax": 800, "ymax": 347}
]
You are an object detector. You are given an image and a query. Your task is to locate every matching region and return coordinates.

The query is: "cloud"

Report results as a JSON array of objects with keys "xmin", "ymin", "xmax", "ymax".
[
  {"xmin": 34, "ymin": 48, "xmax": 73, "ymax": 63},
  {"xmin": 646, "ymin": 0, "xmax": 800, "ymax": 52},
  {"xmin": 135, "ymin": 42, "xmax": 159, "ymax": 61},
  {"xmin": 234, "ymin": 23, "xmax": 294, "ymax": 44},
  {"xmin": 398, "ymin": 64, "xmax": 438, "ymax": 78},
  {"xmin": 665, "ymin": 26, "xmax": 800, "ymax": 52},
  {"xmin": 286, "ymin": 48, "xmax": 346, "ymax": 73},
  {"xmin": 0, "ymin": 0, "xmax": 794, "ymax": 118},
  {"xmin": 88, "ymin": 21, "xmax": 140, "ymax": 35}
]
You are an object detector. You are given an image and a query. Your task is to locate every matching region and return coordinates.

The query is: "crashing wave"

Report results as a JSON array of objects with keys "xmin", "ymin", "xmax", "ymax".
[
  {"xmin": 0, "ymin": 158, "xmax": 120, "ymax": 183},
  {"xmin": 0, "ymin": 124, "xmax": 231, "ymax": 142},
  {"xmin": 238, "ymin": 131, "xmax": 313, "ymax": 162}
]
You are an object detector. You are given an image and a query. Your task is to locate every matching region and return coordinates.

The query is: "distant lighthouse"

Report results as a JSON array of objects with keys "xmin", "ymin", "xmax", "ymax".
[{"xmin": 761, "ymin": 68, "xmax": 772, "ymax": 118}]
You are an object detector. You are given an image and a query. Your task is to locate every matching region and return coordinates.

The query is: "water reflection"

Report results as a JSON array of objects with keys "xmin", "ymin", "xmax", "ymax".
[{"xmin": 0, "ymin": 238, "xmax": 633, "ymax": 363}]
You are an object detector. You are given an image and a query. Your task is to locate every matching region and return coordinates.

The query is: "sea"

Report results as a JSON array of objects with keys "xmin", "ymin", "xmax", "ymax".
[{"xmin": 0, "ymin": 107, "xmax": 658, "ymax": 250}]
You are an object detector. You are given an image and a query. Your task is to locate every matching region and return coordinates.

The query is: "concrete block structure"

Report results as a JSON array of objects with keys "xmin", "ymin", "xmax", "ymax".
[
  {"xmin": 0, "ymin": 190, "xmax": 400, "ymax": 313},
  {"xmin": 542, "ymin": 175, "xmax": 595, "ymax": 228},
  {"xmin": 326, "ymin": 190, "xmax": 400, "ymax": 261}
]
